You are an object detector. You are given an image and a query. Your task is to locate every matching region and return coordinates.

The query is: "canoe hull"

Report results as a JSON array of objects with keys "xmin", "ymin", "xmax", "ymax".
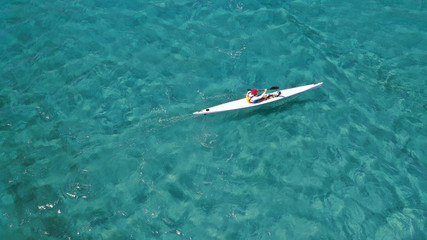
[{"xmin": 193, "ymin": 82, "xmax": 323, "ymax": 115}]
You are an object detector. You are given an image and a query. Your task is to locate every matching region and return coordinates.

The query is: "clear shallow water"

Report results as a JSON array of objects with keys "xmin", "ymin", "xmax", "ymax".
[{"xmin": 1, "ymin": 0, "xmax": 426, "ymax": 239}]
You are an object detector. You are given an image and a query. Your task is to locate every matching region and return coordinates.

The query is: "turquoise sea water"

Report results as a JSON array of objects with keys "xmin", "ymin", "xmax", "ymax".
[{"xmin": 1, "ymin": 0, "xmax": 426, "ymax": 239}]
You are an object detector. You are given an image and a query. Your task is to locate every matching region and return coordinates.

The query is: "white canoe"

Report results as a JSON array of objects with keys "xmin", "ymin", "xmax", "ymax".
[{"xmin": 193, "ymin": 82, "xmax": 323, "ymax": 115}]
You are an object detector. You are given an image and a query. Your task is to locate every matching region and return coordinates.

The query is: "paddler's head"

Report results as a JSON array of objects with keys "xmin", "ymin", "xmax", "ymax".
[{"xmin": 251, "ymin": 89, "xmax": 258, "ymax": 95}]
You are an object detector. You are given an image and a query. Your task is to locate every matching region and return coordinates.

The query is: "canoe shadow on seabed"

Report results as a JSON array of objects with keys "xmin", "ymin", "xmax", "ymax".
[{"xmin": 229, "ymin": 99, "xmax": 315, "ymax": 120}]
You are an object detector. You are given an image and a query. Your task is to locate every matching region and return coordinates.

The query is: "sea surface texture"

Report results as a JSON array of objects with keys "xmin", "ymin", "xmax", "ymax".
[{"xmin": 1, "ymin": 0, "xmax": 426, "ymax": 239}]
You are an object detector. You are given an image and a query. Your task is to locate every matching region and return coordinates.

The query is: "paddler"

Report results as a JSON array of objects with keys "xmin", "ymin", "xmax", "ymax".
[
  {"xmin": 246, "ymin": 89, "xmax": 281, "ymax": 103},
  {"xmin": 246, "ymin": 89, "xmax": 268, "ymax": 103}
]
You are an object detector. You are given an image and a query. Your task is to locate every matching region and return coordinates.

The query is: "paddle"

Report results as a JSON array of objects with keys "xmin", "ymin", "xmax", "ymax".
[{"xmin": 247, "ymin": 86, "xmax": 279, "ymax": 91}]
